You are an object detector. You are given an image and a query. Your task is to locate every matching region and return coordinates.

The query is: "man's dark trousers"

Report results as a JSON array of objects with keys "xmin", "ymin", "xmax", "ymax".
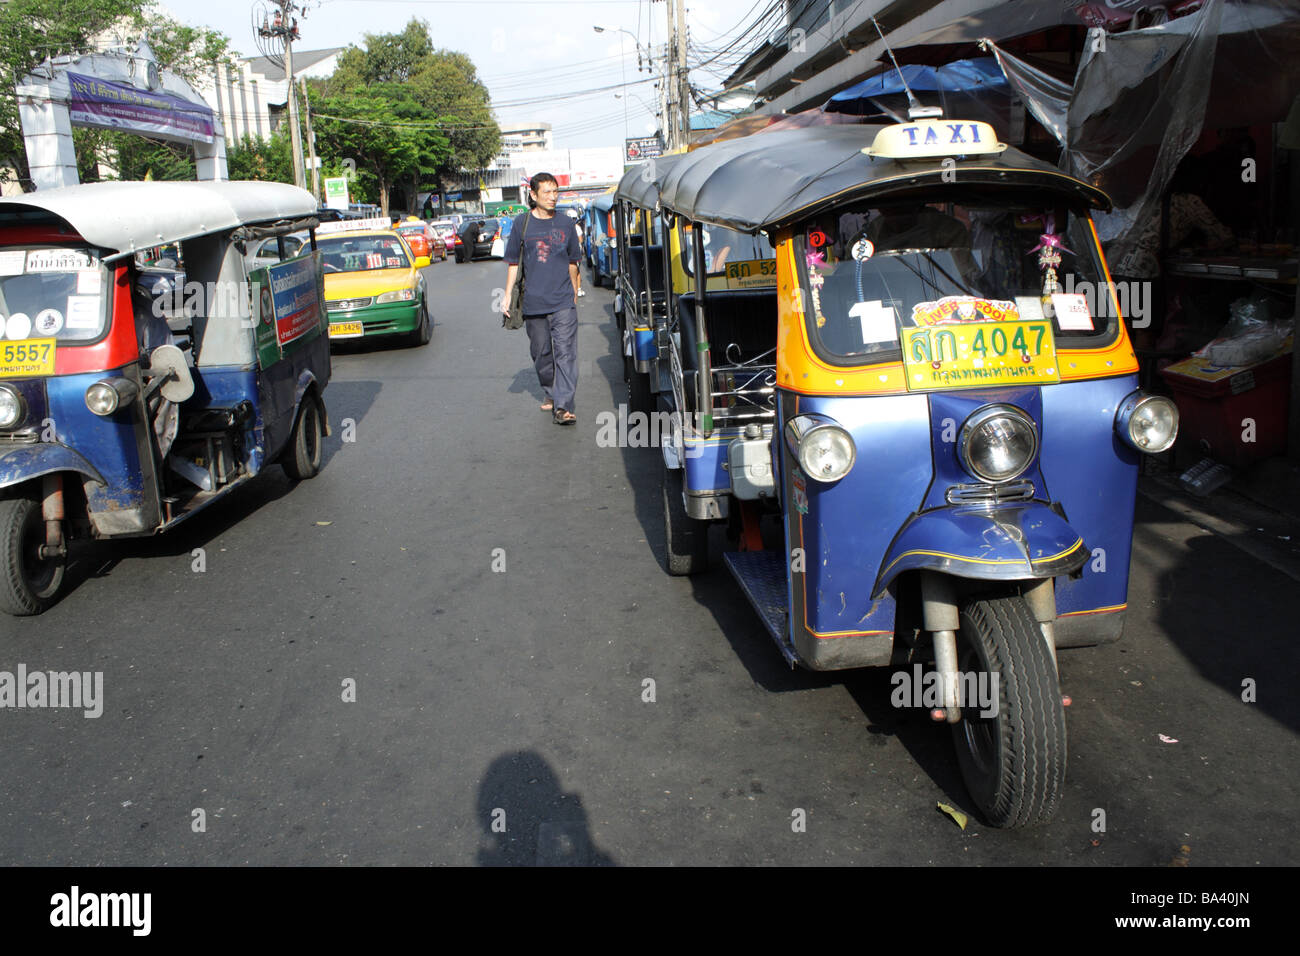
[{"xmin": 525, "ymin": 306, "xmax": 579, "ymax": 414}]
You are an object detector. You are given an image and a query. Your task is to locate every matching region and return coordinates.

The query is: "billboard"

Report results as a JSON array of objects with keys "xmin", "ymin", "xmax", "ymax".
[
  {"xmin": 66, "ymin": 72, "xmax": 215, "ymax": 143},
  {"xmin": 624, "ymin": 137, "xmax": 663, "ymax": 163}
]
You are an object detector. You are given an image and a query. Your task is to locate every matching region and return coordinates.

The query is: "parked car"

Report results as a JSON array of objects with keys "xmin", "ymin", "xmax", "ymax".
[
  {"xmin": 317, "ymin": 224, "xmax": 431, "ymax": 346},
  {"xmin": 396, "ymin": 218, "xmax": 447, "ymax": 263}
]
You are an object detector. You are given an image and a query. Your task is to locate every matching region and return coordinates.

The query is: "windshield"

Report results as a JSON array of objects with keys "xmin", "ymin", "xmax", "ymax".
[
  {"xmin": 796, "ymin": 202, "xmax": 1115, "ymax": 365},
  {"xmin": 0, "ymin": 247, "xmax": 110, "ymax": 343},
  {"xmin": 318, "ymin": 235, "xmax": 411, "ymax": 273},
  {"xmin": 682, "ymin": 224, "xmax": 774, "ymax": 277}
]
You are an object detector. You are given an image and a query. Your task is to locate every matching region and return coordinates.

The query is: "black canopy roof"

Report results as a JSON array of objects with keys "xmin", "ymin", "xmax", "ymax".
[
  {"xmin": 614, "ymin": 153, "xmax": 686, "ymax": 209},
  {"xmin": 657, "ymin": 125, "xmax": 1110, "ymax": 232}
]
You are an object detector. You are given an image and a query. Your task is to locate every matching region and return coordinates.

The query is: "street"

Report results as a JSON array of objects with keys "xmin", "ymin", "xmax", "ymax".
[{"xmin": 2, "ymin": 257, "xmax": 1296, "ymax": 866}]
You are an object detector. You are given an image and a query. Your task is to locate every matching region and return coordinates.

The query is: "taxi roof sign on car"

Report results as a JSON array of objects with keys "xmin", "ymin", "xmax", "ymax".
[
  {"xmin": 865, "ymin": 119, "xmax": 1006, "ymax": 160},
  {"xmin": 316, "ymin": 215, "xmax": 392, "ymax": 236}
]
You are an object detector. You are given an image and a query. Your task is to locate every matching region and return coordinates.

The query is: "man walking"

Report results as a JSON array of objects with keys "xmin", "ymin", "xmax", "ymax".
[{"xmin": 502, "ymin": 173, "xmax": 583, "ymax": 424}]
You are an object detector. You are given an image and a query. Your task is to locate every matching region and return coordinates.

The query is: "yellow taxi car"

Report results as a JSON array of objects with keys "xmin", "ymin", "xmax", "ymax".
[{"xmin": 316, "ymin": 217, "xmax": 431, "ymax": 346}]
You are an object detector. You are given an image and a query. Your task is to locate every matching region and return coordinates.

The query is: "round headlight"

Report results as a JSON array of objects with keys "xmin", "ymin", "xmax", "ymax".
[
  {"xmin": 85, "ymin": 381, "xmax": 121, "ymax": 416},
  {"xmin": 0, "ymin": 385, "xmax": 24, "ymax": 429},
  {"xmin": 1116, "ymin": 392, "xmax": 1178, "ymax": 454},
  {"xmin": 959, "ymin": 405, "xmax": 1038, "ymax": 483},
  {"xmin": 798, "ymin": 423, "xmax": 856, "ymax": 482}
]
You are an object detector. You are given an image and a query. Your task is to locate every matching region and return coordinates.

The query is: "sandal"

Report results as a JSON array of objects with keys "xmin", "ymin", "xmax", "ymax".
[
  {"xmin": 540, "ymin": 399, "xmax": 553, "ymax": 411},
  {"xmin": 552, "ymin": 409, "xmax": 576, "ymax": 426}
]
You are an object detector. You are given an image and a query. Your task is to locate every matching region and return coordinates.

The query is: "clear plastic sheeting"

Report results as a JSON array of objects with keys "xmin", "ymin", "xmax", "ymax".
[
  {"xmin": 987, "ymin": 0, "xmax": 1300, "ymax": 265},
  {"xmin": 981, "ymin": 42, "xmax": 1071, "ymax": 147}
]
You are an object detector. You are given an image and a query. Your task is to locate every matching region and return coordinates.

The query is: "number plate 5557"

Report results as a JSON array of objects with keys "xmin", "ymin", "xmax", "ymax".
[{"xmin": 0, "ymin": 339, "xmax": 56, "ymax": 378}]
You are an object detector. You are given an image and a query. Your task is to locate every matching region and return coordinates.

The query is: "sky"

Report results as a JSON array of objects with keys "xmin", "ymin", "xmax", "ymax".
[{"xmin": 159, "ymin": 0, "xmax": 773, "ymax": 150}]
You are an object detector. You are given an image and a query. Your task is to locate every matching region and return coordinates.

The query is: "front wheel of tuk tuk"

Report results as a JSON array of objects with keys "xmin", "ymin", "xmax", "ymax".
[
  {"xmin": 662, "ymin": 466, "xmax": 708, "ymax": 576},
  {"xmin": 282, "ymin": 394, "xmax": 325, "ymax": 481},
  {"xmin": 951, "ymin": 594, "xmax": 1066, "ymax": 829},
  {"xmin": 0, "ymin": 496, "xmax": 65, "ymax": 616}
]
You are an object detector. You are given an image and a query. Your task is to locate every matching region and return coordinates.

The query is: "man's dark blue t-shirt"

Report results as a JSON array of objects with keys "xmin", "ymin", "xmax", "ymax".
[{"xmin": 505, "ymin": 211, "xmax": 582, "ymax": 315}]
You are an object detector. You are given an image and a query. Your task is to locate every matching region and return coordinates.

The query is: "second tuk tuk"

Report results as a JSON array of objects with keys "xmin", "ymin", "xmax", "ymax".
[
  {"xmin": 612, "ymin": 154, "xmax": 778, "ymax": 420},
  {"xmin": 0, "ymin": 181, "xmax": 332, "ymax": 615},
  {"xmin": 649, "ymin": 119, "xmax": 1179, "ymax": 827},
  {"xmin": 583, "ymin": 192, "xmax": 618, "ymax": 289}
]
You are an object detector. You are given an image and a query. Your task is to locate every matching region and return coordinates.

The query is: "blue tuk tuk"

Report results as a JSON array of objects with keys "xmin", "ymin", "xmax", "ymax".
[
  {"xmin": 584, "ymin": 192, "xmax": 618, "ymax": 289},
  {"xmin": 650, "ymin": 119, "xmax": 1179, "ymax": 827},
  {"xmin": 0, "ymin": 181, "xmax": 332, "ymax": 614}
]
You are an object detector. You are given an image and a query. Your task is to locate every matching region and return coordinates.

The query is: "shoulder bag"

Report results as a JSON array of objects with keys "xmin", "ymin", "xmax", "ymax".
[{"xmin": 503, "ymin": 213, "xmax": 530, "ymax": 330}]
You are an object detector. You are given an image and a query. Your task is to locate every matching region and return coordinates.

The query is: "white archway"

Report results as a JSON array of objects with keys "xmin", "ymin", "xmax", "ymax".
[{"xmin": 16, "ymin": 40, "xmax": 227, "ymax": 191}]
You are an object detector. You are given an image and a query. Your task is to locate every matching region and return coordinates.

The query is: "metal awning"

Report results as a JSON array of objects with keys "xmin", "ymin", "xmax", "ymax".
[
  {"xmin": 0, "ymin": 181, "xmax": 318, "ymax": 254},
  {"xmin": 893, "ymin": 0, "xmax": 1082, "ymax": 53}
]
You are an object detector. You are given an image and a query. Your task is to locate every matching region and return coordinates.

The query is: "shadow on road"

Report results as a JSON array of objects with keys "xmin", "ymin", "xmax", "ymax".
[{"xmin": 475, "ymin": 750, "xmax": 616, "ymax": 866}]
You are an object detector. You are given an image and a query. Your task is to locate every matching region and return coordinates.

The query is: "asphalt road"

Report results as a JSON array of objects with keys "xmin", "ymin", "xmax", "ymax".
[{"xmin": 2, "ymin": 257, "xmax": 1296, "ymax": 866}]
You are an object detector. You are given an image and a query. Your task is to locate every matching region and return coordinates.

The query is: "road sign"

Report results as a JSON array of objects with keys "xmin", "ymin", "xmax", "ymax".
[{"xmin": 324, "ymin": 176, "xmax": 349, "ymax": 211}]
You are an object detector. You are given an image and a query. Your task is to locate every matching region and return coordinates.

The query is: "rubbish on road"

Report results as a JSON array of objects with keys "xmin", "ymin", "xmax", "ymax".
[
  {"xmin": 937, "ymin": 802, "xmax": 968, "ymax": 830},
  {"xmin": 315, "ymin": 521, "xmax": 333, "ymax": 526},
  {"xmin": 1158, "ymin": 733, "xmax": 1179, "ymax": 743}
]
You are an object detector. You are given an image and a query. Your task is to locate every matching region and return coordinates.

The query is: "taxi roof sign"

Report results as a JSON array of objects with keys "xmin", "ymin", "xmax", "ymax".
[
  {"xmin": 316, "ymin": 215, "xmax": 393, "ymax": 235},
  {"xmin": 866, "ymin": 119, "xmax": 1006, "ymax": 160}
]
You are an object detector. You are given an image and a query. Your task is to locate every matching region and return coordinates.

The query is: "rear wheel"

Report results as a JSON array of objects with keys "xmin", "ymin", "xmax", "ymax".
[
  {"xmin": 662, "ymin": 465, "xmax": 708, "ymax": 576},
  {"xmin": 282, "ymin": 394, "xmax": 325, "ymax": 480},
  {"xmin": 951, "ymin": 594, "xmax": 1066, "ymax": 828},
  {"xmin": 0, "ymin": 496, "xmax": 64, "ymax": 616},
  {"xmin": 629, "ymin": 366, "xmax": 652, "ymax": 415}
]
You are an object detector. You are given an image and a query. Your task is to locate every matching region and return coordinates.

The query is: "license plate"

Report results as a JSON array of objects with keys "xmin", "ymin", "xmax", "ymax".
[
  {"xmin": 0, "ymin": 338, "xmax": 56, "ymax": 378},
  {"xmin": 328, "ymin": 321, "xmax": 364, "ymax": 339},
  {"xmin": 901, "ymin": 320, "xmax": 1059, "ymax": 391},
  {"xmin": 724, "ymin": 258, "xmax": 777, "ymax": 288}
]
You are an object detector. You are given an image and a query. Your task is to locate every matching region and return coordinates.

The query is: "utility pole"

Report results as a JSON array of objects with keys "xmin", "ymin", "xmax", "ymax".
[
  {"xmin": 258, "ymin": 1, "xmax": 306, "ymax": 189},
  {"xmin": 301, "ymin": 76, "xmax": 319, "ymax": 200},
  {"xmin": 663, "ymin": 0, "xmax": 678, "ymax": 150},
  {"xmin": 674, "ymin": 0, "xmax": 689, "ymax": 148}
]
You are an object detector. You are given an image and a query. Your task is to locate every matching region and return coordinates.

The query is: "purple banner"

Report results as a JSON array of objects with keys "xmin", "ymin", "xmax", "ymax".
[{"xmin": 67, "ymin": 72, "xmax": 214, "ymax": 143}]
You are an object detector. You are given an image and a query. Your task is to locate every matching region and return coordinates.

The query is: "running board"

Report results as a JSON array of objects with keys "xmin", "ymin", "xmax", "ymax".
[{"xmin": 723, "ymin": 550, "xmax": 799, "ymax": 666}]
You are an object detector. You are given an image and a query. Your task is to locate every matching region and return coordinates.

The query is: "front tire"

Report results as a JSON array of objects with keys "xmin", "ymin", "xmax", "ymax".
[
  {"xmin": 282, "ymin": 394, "xmax": 325, "ymax": 480},
  {"xmin": 662, "ymin": 465, "xmax": 708, "ymax": 576},
  {"xmin": 951, "ymin": 594, "xmax": 1066, "ymax": 828},
  {"xmin": 0, "ymin": 496, "xmax": 65, "ymax": 616},
  {"xmin": 408, "ymin": 298, "xmax": 432, "ymax": 347}
]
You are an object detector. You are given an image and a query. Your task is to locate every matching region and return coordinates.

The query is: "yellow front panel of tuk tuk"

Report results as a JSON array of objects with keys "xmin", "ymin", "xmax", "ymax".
[{"xmin": 772, "ymin": 226, "xmax": 1137, "ymax": 397}]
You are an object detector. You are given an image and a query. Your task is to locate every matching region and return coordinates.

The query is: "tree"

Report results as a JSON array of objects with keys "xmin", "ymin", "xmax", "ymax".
[
  {"xmin": 311, "ymin": 84, "xmax": 450, "ymax": 217},
  {"xmin": 226, "ymin": 132, "xmax": 295, "ymax": 184},
  {"xmin": 322, "ymin": 19, "xmax": 499, "ymax": 211}
]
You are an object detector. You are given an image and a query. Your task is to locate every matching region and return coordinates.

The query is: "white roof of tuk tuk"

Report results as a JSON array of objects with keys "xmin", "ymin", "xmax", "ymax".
[{"xmin": 0, "ymin": 181, "xmax": 318, "ymax": 254}]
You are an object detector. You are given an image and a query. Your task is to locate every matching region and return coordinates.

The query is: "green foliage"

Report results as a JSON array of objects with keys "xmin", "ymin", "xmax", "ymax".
[
  {"xmin": 319, "ymin": 18, "xmax": 499, "ymax": 208},
  {"xmin": 226, "ymin": 132, "xmax": 295, "ymax": 184},
  {"xmin": 311, "ymin": 82, "xmax": 451, "ymax": 215}
]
